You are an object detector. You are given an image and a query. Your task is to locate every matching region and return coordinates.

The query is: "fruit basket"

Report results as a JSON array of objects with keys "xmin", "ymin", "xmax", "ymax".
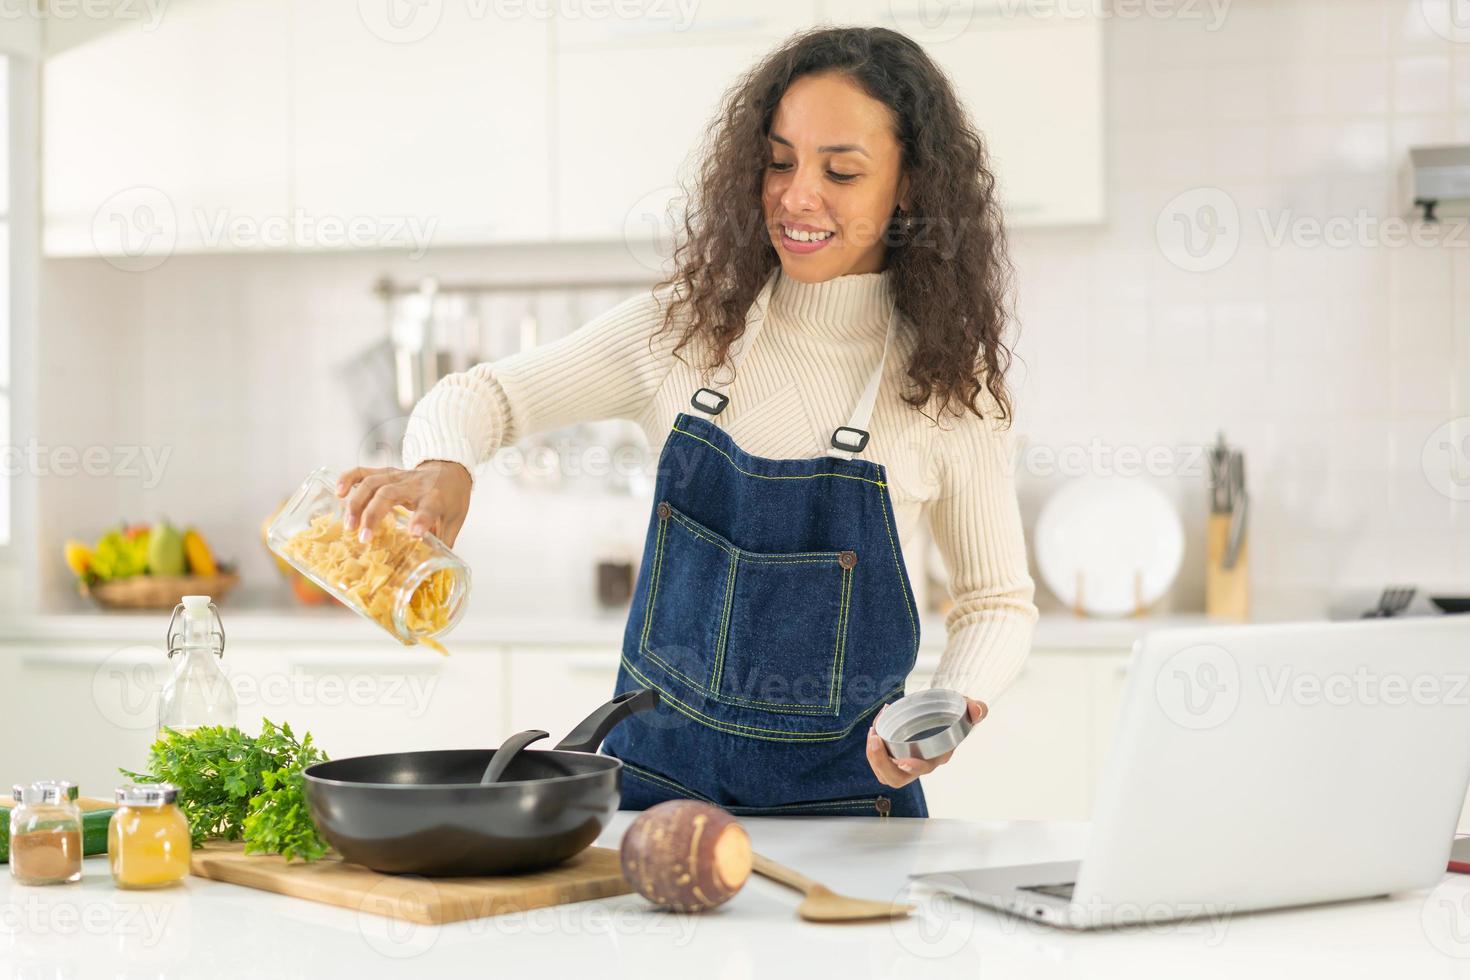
[
  {"xmin": 81, "ymin": 572, "xmax": 240, "ymax": 610},
  {"xmin": 66, "ymin": 521, "xmax": 238, "ymax": 611}
]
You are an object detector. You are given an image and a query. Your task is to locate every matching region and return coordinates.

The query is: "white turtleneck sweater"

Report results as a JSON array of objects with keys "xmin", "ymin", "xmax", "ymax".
[{"xmin": 403, "ymin": 271, "xmax": 1037, "ymax": 705}]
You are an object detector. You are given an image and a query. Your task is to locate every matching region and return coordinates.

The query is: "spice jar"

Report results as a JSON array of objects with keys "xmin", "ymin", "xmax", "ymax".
[
  {"xmin": 9, "ymin": 781, "xmax": 83, "ymax": 885},
  {"xmin": 108, "ymin": 783, "xmax": 191, "ymax": 890},
  {"xmin": 265, "ymin": 467, "xmax": 471, "ymax": 650}
]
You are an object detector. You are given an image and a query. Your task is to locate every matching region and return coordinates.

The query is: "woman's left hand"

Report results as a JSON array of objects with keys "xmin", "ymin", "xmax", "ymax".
[{"xmin": 866, "ymin": 697, "xmax": 988, "ymax": 789}]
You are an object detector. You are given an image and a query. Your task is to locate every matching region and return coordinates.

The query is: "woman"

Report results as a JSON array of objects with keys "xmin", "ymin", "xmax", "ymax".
[{"xmin": 339, "ymin": 26, "xmax": 1037, "ymax": 817}]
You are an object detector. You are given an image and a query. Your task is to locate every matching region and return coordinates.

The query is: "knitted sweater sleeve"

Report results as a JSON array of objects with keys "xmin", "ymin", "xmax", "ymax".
[{"xmin": 924, "ymin": 408, "xmax": 1039, "ymax": 706}]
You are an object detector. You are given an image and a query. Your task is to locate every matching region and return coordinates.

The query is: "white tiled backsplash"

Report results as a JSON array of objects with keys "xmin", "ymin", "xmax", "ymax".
[{"xmin": 35, "ymin": 0, "xmax": 1470, "ymax": 616}]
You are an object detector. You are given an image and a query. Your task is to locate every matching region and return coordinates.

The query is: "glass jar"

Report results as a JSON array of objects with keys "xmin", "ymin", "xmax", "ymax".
[
  {"xmin": 108, "ymin": 783, "xmax": 191, "ymax": 889},
  {"xmin": 9, "ymin": 782, "xmax": 83, "ymax": 885},
  {"xmin": 266, "ymin": 467, "xmax": 470, "ymax": 650}
]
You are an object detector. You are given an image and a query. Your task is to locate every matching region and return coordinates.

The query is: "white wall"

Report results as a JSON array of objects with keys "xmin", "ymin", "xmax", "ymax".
[{"xmin": 35, "ymin": 0, "xmax": 1470, "ymax": 616}]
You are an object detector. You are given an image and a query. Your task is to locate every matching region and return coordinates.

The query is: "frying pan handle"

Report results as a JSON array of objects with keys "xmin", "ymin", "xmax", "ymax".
[{"xmin": 555, "ymin": 689, "xmax": 659, "ymax": 753}]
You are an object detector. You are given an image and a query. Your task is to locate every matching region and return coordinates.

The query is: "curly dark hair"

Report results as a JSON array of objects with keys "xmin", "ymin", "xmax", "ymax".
[{"xmin": 657, "ymin": 25, "xmax": 1015, "ymax": 425}]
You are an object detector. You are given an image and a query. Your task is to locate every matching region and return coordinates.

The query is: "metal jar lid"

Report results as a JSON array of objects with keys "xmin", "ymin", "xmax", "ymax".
[
  {"xmin": 875, "ymin": 689, "xmax": 973, "ymax": 761},
  {"xmin": 11, "ymin": 781, "xmax": 79, "ymax": 805},
  {"xmin": 115, "ymin": 783, "xmax": 179, "ymax": 807}
]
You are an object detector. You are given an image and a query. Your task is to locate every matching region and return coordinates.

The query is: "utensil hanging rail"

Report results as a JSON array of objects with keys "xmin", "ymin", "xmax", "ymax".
[{"xmin": 373, "ymin": 274, "xmax": 658, "ymax": 299}]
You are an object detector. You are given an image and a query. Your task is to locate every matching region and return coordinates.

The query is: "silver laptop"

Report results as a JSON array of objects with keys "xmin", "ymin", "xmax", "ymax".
[{"xmin": 912, "ymin": 617, "xmax": 1470, "ymax": 929}]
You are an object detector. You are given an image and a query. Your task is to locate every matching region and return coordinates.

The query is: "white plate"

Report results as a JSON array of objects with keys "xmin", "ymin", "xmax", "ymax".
[{"xmin": 1033, "ymin": 477, "xmax": 1184, "ymax": 617}]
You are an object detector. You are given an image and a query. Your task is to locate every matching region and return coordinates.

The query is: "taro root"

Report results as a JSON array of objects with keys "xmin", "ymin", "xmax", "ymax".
[{"xmin": 619, "ymin": 800, "xmax": 752, "ymax": 912}]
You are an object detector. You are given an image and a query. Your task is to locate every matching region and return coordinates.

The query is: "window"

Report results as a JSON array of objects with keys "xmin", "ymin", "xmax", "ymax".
[{"xmin": 0, "ymin": 55, "xmax": 10, "ymax": 547}]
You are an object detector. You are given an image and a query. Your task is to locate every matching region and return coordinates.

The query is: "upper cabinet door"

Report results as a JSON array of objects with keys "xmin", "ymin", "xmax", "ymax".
[
  {"xmin": 44, "ymin": 0, "xmax": 292, "ymax": 260},
  {"xmin": 552, "ymin": 1, "xmax": 820, "ymax": 242},
  {"xmin": 291, "ymin": 3, "xmax": 553, "ymax": 246},
  {"xmin": 848, "ymin": 4, "xmax": 1105, "ymax": 226}
]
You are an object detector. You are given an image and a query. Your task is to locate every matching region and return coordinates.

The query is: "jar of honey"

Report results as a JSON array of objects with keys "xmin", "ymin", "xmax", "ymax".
[
  {"xmin": 108, "ymin": 783, "xmax": 191, "ymax": 889},
  {"xmin": 9, "ymin": 781, "xmax": 83, "ymax": 885}
]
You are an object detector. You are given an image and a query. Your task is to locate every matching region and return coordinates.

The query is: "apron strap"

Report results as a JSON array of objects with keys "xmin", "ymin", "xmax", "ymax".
[
  {"xmin": 687, "ymin": 269, "xmax": 900, "ymax": 462},
  {"xmin": 826, "ymin": 299, "xmax": 899, "ymax": 461},
  {"xmin": 688, "ymin": 271, "xmax": 778, "ymax": 420}
]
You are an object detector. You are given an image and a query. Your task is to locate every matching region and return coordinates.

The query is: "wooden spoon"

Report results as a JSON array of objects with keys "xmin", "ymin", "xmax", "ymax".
[{"xmin": 751, "ymin": 852, "xmax": 914, "ymax": 922}]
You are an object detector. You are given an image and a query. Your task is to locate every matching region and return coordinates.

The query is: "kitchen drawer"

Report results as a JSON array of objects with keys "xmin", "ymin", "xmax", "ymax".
[
  {"xmin": 2, "ymin": 641, "xmax": 292, "ymax": 796},
  {"xmin": 505, "ymin": 647, "xmax": 621, "ymax": 742},
  {"xmin": 263, "ymin": 645, "xmax": 509, "ymax": 758},
  {"xmin": 908, "ymin": 654, "xmax": 1093, "ymax": 821}
]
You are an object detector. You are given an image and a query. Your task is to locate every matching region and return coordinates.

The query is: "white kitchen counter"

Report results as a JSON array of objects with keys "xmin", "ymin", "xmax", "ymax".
[
  {"xmin": 1, "ymin": 815, "xmax": 1463, "ymax": 978},
  {"xmin": 0, "ymin": 604, "xmax": 1246, "ymax": 653}
]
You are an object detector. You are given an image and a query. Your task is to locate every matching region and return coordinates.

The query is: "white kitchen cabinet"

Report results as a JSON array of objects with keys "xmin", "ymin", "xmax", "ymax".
[
  {"xmin": 909, "ymin": 653, "xmax": 1093, "ymax": 820},
  {"xmin": 263, "ymin": 644, "xmax": 508, "ymax": 758},
  {"xmin": 43, "ymin": 0, "xmax": 292, "ymax": 258},
  {"xmin": 0, "ymin": 640, "xmax": 510, "ymax": 796},
  {"xmin": 505, "ymin": 645, "xmax": 622, "ymax": 739},
  {"xmin": 842, "ymin": 3, "xmax": 1105, "ymax": 226},
  {"xmin": 1084, "ymin": 651, "xmax": 1133, "ymax": 801},
  {"xmin": 553, "ymin": 1, "xmax": 819, "ymax": 240},
  {"xmin": 290, "ymin": 5, "xmax": 553, "ymax": 245},
  {"xmin": 1, "ymin": 641, "xmax": 290, "ymax": 797}
]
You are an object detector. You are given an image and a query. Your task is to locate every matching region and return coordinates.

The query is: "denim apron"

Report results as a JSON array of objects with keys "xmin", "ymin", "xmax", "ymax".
[{"xmin": 602, "ymin": 271, "xmax": 927, "ymax": 818}]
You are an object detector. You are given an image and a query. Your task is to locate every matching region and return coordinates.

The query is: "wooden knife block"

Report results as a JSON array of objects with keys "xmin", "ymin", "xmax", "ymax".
[{"xmin": 1206, "ymin": 512, "xmax": 1249, "ymax": 621}]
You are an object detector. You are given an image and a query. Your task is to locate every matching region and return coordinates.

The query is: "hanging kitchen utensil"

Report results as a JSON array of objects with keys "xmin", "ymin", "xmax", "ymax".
[{"xmin": 303, "ymin": 689, "xmax": 658, "ymax": 876}]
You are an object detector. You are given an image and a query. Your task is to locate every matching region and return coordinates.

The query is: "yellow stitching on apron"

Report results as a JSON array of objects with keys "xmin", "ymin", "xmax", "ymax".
[
  {"xmin": 622, "ymin": 763, "xmax": 881, "ymax": 814},
  {"xmin": 671, "ymin": 424, "xmax": 887, "ymax": 487},
  {"xmin": 639, "ymin": 513, "xmax": 667, "ymax": 653},
  {"xmin": 711, "ymin": 554, "xmax": 844, "ymax": 713},
  {"xmin": 622, "ymin": 761, "xmax": 718, "ymax": 803},
  {"xmin": 621, "ymin": 654, "xmax": 903, "ymax": 741},
  {"xmin": 877, "ymin": 477, "xmax": 918, "ymax": 655},
  {"xmin": 828, "ymin": 564, "xmax": 852, "ymax": 708},
  {"xmin": 709, "ymin": 548, "xmax": 737, "ymax": 690},
  {"xmin": 667, "ymin": 507, "xmax": 843, "ymax": 560},
  {"xmin": 641, "ymin": 514, "xmax": 724, "ymax": 693},
  {"xmin": 656, "ymin": 503, "xmax": 847, "ymax": 713}
]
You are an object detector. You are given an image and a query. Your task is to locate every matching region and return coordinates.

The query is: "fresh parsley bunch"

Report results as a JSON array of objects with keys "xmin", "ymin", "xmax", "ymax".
[{"xmin": 121, "ymin": 719, "xmax": 331, "ymax": 862}]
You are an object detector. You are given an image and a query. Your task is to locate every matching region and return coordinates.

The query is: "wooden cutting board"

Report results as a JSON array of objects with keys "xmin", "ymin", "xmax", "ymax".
[{"xmin": 190, "ymin": 842, "xmax": 632, "ymax": 925}]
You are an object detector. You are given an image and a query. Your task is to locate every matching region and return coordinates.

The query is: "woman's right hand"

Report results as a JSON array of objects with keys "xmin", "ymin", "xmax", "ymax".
[{"xmin": 337, "ymin": 460, "xmax": 473, "ymax": 546}]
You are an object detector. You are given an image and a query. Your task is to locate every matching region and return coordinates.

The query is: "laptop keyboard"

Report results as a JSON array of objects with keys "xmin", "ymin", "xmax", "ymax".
[{"xmin": 1020, "ymin": 882, "xmax": 1076, "ymax": 900}]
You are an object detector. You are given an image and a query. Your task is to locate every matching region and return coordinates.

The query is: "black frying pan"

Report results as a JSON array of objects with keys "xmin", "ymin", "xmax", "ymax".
[{"xmin": 303, "ymin": 689, "xmax": 658, "ymax": 876}]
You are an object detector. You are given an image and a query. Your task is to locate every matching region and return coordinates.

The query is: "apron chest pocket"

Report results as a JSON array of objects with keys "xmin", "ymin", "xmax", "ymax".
[{"xmin": 639, "ymin": 502, "xmax": 854, "ymax": 717}]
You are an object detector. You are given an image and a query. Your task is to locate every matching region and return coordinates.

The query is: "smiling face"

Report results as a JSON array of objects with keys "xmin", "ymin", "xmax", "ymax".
[{"xmin": 762, "ymin": 71, "xmax": 909, "ymax": 283}]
